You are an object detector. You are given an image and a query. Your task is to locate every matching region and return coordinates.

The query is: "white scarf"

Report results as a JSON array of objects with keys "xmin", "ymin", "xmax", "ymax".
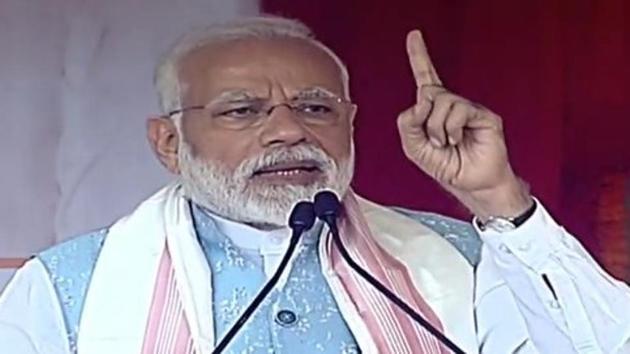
[{"xmin": 76, "ymin": 183, "xmax": 478, "ymax": 353}]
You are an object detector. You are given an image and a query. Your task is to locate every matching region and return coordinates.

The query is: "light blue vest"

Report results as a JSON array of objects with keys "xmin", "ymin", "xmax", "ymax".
[
  {"xmin": 192, "ymin": 204, "xmax": 360, "ymax": 353},
  {"xmin": 37, "ymin": 202, "xmax": 481, "ymax": 353}
]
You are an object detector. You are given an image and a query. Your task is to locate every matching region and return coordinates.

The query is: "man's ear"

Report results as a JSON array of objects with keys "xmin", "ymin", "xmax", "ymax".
[
  {"xmin": 147, "ymin": 116, "xmax": 181, "ymax": 174},
  {"xmin": 349, "ymin": 105, "xmax": 358, "ymax": 129}
]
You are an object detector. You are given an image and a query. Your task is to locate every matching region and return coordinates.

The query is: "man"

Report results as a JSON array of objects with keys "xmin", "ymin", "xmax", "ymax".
[{"xmin": 0, "ymin": 16, "xmax": 628, "ymax": 354}]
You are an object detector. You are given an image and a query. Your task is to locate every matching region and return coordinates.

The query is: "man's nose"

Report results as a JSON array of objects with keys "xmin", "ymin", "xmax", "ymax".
[{"xmin": 258, "ymin": 105, "xmax": 309, "ymax": 147}]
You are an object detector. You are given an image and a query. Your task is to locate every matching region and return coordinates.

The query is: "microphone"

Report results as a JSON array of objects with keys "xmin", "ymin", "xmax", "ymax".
[
  {"xmin": 212, "ymin": 201, "xmax": 316, "ymax": 354},
  {"xmin": 313, "ymin": 191, "xmax": 465, "ymax": 354}
]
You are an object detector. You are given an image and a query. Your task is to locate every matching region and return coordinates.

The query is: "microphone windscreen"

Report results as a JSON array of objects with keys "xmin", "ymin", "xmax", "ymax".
[
  {"xmin": 314, "ymin": 190, "xmax": 341, "ymax": 220},
  {"xmin": 288, "ymin": 201, "xmax": 315, "ymax": 231}
]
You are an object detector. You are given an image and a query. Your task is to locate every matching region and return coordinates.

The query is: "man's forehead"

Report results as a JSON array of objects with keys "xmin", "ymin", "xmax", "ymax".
[
  {"xmin": 177, "ymin": 37, "xmax": 346, "ymax": 95},
  {"xmin": 183, "ymin": 36, "xmax": 333, "ymax": 63},
  {"xmin": 212, "ymin": 86, "xmax": 339, "ymax": 100}
]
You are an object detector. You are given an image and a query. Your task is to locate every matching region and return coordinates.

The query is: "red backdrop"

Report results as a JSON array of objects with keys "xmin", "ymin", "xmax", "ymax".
[{"xmin": 263, "ymin": 0, "xmax": 630, "ymax": 277}]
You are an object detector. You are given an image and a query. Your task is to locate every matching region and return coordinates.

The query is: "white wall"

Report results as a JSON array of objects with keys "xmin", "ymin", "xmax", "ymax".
[{"xmin": 0, "ymin": 0, "xmax": 259, "ymax": 257}]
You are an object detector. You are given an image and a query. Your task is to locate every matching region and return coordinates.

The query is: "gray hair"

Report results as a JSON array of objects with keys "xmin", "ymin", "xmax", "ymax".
[{"xmin": 154, "ymin": 16, "xmax": 350, "ymax": 115}]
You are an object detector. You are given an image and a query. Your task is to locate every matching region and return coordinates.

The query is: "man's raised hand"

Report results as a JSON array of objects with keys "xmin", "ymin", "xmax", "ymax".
[{"xmin": 397, "ymin": 30, "xmax": 532, "ymax": 219}]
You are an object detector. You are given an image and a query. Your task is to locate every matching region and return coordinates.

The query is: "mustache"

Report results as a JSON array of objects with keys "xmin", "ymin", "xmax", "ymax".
[{"xmin": 235, "ymin": 144, "xmax": 334, "ymax": 178}]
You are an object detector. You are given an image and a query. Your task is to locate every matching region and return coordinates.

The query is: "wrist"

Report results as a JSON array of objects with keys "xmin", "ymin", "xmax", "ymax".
[
  {"xmin": 453, "ymin": 177, "xmax": 534, "ymax": 222},
  {"xmin": 475, "ymin": 200, "xmax": 537, "ymax": 232}
]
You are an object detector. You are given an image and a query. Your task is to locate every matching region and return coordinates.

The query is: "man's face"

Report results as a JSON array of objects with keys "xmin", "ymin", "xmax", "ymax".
[{"xmin": 174, "ymin": 37, "xmax": 356, "ymax": 227}]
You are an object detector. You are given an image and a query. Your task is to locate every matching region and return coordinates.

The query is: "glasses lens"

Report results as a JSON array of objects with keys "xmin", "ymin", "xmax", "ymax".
[
  {"xmin": 189, "ymin": 97, "xmax": 351, "ymax": 130},
  {"xmin": 293, "ymin": 98, "xmax": 347, "ymax": 123},
  {"xmin": 209, "ymin": 100, "xmax": 266, "ymax": 129}
]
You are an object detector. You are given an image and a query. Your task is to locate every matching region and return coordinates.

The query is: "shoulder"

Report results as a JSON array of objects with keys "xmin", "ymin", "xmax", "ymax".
[
  {"xmin": 36, "ymin": 228, "xmax": 109, "ymax": 350},
  {"xmin": 0, "ymin": 258, "xmax": 71, "ymax": 353},
  {"xmin": 388, "ymin": 206, "xmax": 482, "ymax": 266},
  {"xmin": 38, "ymin": 228, "xmax": 108, "ymax": 275}
]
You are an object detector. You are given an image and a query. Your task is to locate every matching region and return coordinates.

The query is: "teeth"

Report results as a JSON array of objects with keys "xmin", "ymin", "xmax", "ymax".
[{"xmin": 272, "ymin": 169, "xmax": 303, "ymax": 176}]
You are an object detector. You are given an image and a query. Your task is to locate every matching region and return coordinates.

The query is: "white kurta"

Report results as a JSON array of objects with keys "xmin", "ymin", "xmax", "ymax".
[{"xmin": 1, "ymin": 199, "xmax": 629, "ymax": 353}]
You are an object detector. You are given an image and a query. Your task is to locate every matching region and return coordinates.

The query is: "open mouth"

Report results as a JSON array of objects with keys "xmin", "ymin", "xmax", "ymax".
[{"xmin": 251, "ymin": 160, "xmax": 324, "ymax": 184}]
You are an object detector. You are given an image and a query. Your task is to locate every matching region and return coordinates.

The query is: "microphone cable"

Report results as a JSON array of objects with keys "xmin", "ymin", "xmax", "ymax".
[
  {"xmin": 314, "ymin": 191, "xmax": 466, "ymax": 354},
  {"xmin": 212, "ymin": 201, "xmax": 316, "ymax": 354}
]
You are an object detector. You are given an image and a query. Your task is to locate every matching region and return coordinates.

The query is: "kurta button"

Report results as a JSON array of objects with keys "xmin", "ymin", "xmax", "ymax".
[
  {"xmin": 518, "ymin": 241, "xmax": 532, "ymax": 251},
  {"xmin": 499, "ymin": 244, "xmax": 511, "ymax": 254},
  {"xmin": 548, "ymin": 300, "xmax": 561, "ymax": 309},
  {"xmin": 275, "ymin": 309, "xmax": 297, "ymax": 327}
]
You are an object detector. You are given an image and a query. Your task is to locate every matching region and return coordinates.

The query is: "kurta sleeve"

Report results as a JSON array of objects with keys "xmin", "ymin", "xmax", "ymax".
[
  {"xmin": 0, "ymin": 258, "xmax": 70, "ymax": 354},
  {"xmin": 474, "ymin": 199, "xmax": 630, "ymax": 354}
]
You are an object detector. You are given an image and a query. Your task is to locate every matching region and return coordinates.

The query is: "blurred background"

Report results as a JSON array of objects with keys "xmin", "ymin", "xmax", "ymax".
[{"xmin": 1, "ymin": 0, "xmax": 629, "ymax": 288}]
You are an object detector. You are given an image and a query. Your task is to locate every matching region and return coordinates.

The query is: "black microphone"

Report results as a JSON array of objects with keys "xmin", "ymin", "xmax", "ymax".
[
  {"xmin": 313, "ymin": 191, "xmax": 465, "ymax": 354},
  {"xmin": 212, "ymin": 201, "xmax": 316, "ymax": 354}
]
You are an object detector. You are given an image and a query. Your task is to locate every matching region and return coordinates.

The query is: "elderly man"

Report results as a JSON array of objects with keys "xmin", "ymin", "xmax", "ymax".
[{"xmin": 0, "ymin": 16, "xmax": 629, "ymax": 354}]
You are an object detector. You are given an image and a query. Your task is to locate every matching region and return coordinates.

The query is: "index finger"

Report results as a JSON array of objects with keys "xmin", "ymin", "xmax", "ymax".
[{"xmin": 406, "ymin": 30, "xmax": 442, "ymax": 88}]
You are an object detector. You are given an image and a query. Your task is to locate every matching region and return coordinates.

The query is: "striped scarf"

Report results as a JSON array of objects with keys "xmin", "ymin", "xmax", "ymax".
[
  {"xmin": 78, "ymin": 184, "xmax": 451, "ymax": 353},
  {"xmin": 139, "ymin": 191, "xmax": 445, "ymax": 353}
]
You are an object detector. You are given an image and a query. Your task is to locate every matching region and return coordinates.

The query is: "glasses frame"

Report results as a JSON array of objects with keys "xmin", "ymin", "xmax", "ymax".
[{"xmin": 165, "ymin": 96, "xmax": 356, "ymax": 124}]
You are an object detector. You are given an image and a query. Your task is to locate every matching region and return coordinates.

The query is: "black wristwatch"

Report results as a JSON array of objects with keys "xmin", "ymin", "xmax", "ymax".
[{"xmin": 477, "ymin": 201, "xmax": 537, "ymax": 232}]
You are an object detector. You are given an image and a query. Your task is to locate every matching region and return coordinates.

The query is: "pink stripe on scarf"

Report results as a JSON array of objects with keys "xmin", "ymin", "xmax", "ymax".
[
  {"xmin": 330, "ymin": 192, "xmax": 449, "ymax": 354},
  {"xmin": 139, "ymin": 192, "xmax": 447, "ymax": 354},
  {"xmin": 142, "ymin": 247, "xmax": 196, "ymax": 354}
]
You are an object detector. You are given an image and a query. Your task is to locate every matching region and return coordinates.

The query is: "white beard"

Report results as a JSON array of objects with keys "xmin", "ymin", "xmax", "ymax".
[{"xmin": 177, "ymin": 141, "xmax": 354, "ymax": 228}]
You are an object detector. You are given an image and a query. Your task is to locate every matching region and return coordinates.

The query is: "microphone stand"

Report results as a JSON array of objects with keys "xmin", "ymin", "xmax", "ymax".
[
  {"xmin": 314, "ymin": 191, "xmax": 466, "ymax": 354},
  {"xmin": 212, "ymin": 201, "xmax": 315, "ymax": 354}
]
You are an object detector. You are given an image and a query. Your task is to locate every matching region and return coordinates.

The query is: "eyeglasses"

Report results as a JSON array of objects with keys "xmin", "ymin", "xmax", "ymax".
[{"xmin": 166, "ymin": 96, "xmax": 355, "ymax": 131}]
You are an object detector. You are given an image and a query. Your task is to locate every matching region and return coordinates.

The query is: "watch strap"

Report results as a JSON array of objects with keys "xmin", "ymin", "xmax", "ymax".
[{"xmin": 477, "ymin": 200, "xmax": 537, "ymax": 231}]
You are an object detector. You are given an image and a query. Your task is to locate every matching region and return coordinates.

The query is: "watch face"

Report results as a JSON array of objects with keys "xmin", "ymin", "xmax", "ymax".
[{"xmin": 486, "ymin": 217, "xmax": 517, "ymax": 233}]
